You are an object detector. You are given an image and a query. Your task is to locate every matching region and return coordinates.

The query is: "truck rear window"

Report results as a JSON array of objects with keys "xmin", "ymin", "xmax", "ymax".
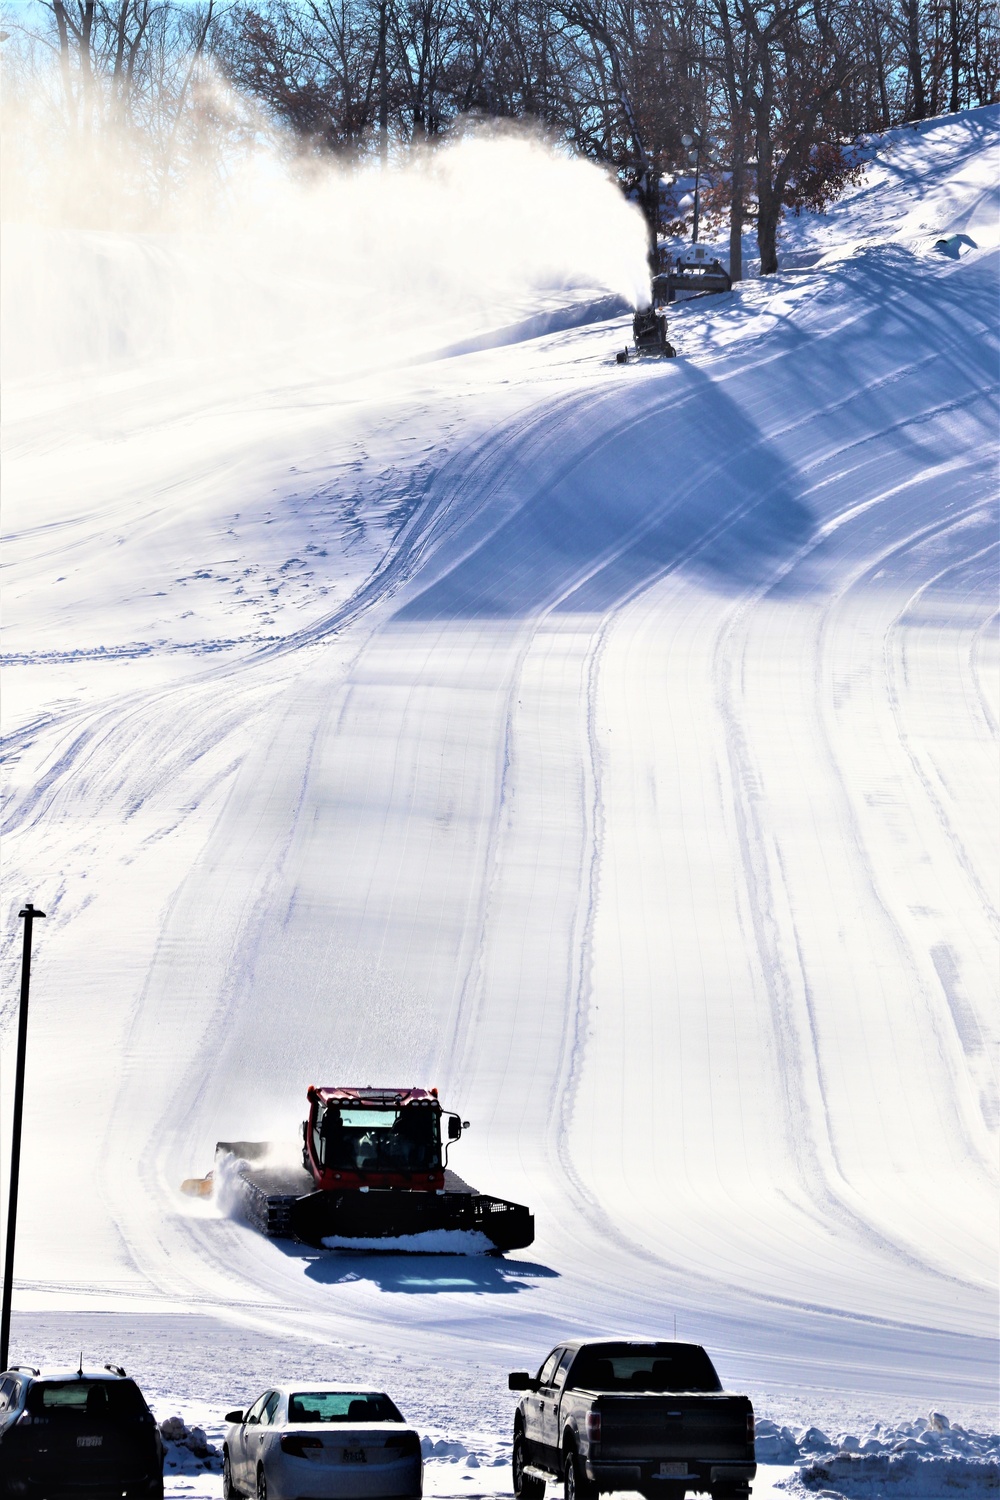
[{"xmin": 567, "ymin": 1344, "xmax": 722, "ymax": 1393}]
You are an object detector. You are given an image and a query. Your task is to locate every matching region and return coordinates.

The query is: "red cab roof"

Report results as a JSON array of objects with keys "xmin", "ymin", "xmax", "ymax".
[{"xmin": 307, "ymin": 1086, "xmax": 440, "ymax": 1108}]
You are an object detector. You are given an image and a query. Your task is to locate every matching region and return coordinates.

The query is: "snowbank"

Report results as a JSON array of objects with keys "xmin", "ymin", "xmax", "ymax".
[
  {"xmin": 759, "ymin": 1413, "xmax": 999, "ymax": 1496},
  {"xmin": 159, "ymin": 1415, "xmax": 223, "ymax": 1481},
  {"xmin": 781, "ymin": 1453, "xmax": 997, "ymax": 1495},
  {"xmin": 756, "ymin": 1412, "xmax": 999, "ymax": 1465}
]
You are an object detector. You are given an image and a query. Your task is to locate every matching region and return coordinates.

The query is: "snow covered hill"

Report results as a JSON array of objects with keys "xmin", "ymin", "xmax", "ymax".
[{"xmin": 2, "ymin": 106, "xmax": 997, "ymax": 1492}]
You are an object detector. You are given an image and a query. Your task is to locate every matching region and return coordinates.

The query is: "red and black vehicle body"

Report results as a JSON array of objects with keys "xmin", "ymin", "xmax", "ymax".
[
  {"xmin": 304, "ymin": 1086, "xmax": 451, "ymax": 1192},
  {"xmin": 210, "ymin": 1085, "xmax": 534, "ymax": 1254}
]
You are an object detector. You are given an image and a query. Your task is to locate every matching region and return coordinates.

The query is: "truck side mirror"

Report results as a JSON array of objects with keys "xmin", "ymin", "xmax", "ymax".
[
  {"xmin": 225, "ymin": 1410, "xmax": 245, "ymax": 1424},
  {"xmin": 508, "ymin": 1373, "xmax": 533, "ymax": 1391},
  {"xmin": 447, "ymin": 1115, "xmax": 462, "ymax": 1141}
]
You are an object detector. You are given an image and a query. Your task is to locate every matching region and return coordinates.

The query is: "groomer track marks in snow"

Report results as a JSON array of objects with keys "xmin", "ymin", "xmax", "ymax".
[{"xmin": 0, "ymin": 107, "xmax": 996, "ymax": 1420}]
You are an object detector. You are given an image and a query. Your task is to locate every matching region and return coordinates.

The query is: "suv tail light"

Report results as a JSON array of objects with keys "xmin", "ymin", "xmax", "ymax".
[
  {"xmin": 585, "ymin": 1412, "xmax": 601, "ymax": 1442},
  {"xmin": 281, "ymin": 1434, "xmax": 323, "ymax": 1457},
  {"xmin": 385, "ymin": 1432, "xmax": 421, "ymax": 1457}
]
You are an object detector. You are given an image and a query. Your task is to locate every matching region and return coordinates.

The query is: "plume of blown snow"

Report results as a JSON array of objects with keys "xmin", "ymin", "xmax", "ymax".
[{"xmin": 1, "ymin": 76, "xmax": 651, "ymax": 384}]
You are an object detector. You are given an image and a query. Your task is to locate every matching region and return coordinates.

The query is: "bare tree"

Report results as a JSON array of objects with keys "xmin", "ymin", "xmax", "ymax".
[{"xmin": 3, "ymin": 0, "xmax": 995, "ymax": 242}]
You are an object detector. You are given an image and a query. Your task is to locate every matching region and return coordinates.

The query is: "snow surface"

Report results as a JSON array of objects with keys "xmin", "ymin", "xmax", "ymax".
[{"xmin": 1, "ymin": 106, "xmax": 998, "ymax": 1499}]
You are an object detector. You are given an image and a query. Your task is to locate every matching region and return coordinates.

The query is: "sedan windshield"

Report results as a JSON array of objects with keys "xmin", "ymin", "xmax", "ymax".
[
  {"xmin": 567, "ymin": 1344, "xmax": 722, "ymax": 1393},
  {"xmin": 314, "ymin": 1105, "xmax": 440, "ymax": 1173},
  {"xmin": 288, "ymin": 1392, "xmax": 404, "ymax": 1424}
]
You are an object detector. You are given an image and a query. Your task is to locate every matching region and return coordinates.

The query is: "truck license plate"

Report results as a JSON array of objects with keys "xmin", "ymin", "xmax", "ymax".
[
  {"xmin": 342, "ymin": 1448, "xmax": 367, "ymax": 1463},
  {"xmin": 659, "ymin": 1462, "xmax": 687, "ymax": 1476},
  {"xmin": 77, "ymin": 1436, "xmax": 103, "ymax": 1448}
]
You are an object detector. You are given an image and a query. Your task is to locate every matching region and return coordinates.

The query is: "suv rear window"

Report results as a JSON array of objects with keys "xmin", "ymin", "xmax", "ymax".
[
  {"xmin": 27, "ymin": 1380, "xmax": 149, "ymax": 1420},
  {"xmin": 567, "ymin": 1344, "xmax": 722, "ymax": 1393}
]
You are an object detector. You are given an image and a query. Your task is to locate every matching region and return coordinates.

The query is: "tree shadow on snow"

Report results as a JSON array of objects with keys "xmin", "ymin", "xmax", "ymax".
[
  {"xmin": 273, "ymin": 1241, "xmax": 560, "ymax": 1295},
  {"xmin": 394, "ymin": 235, "xmax": 997, "ymax": 625},
  {"xmin": 393, "ymin": 359, "xmax": 818, "ymax": 623}
]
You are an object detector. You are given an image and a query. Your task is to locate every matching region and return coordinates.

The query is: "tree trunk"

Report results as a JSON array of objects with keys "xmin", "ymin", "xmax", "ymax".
[
  {"xmin": 753, "ymin": 51, "xmax": 780, "ymax": 275},
  {"xmin": 52, "ymin": 0, "xmax": 74, "ymax": 107},
  {"xmin": 756, "ymin": 190, "xmax": 780, "ymax": 275},
  {"xmin": 929, "ymin": 0, "xmax": 942, "ymax": 113},
  {"xmin": 904, "ymin": 0, "xmax": 927, "ymax": 118},
  {"xmin": 871, "ymin": 4, "xmax": 891, "ymax": 127},
  {"xmin": 949, "ymin": 0, "xmax": 961, "ymax": 110},
  {"xmin": 80, "ymin": 0, "xmax": 95, "ymax": 80},
  {"xmin": 377, "ymin": 0, "xmax": 389, "ymax": 161},
  {"xmin": 729, "ymin": 130, "xmax": 744, "ymax": 282},
  {"xmin": 714, "ymin": 0, "xmax": 746, "ymax": 281}
]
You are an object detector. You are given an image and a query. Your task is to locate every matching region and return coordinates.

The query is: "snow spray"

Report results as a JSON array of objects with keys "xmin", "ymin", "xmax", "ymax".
[{"xmin": 1, "ymin": 76, "xmax": 651, "ymax": 384}]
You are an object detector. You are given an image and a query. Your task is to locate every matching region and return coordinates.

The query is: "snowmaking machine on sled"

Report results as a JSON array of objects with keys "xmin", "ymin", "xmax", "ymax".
[
  {"xmin": 182, "ymin": 1085, "xmax": 534, "ymax": 1254},
  {"xmin": 616, "ymin": 244, "xmax": 732, "ymax": 363},
  {"xmin": 658, "ymin": 242, "xmax": 732, "ymax": 301},
  {"xmin": 617, "ymin": 273, "xmax": 677, "ymax": 363}
]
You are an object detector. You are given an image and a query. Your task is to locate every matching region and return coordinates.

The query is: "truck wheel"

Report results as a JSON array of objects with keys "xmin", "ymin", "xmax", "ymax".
[
  {"xmin": 513, "ymin": 1429, "xmax": 545, "ymax": 1500},
  {"xmin": 564, "ymin": 1450, "xmax": 597, "ymax": 1500}
]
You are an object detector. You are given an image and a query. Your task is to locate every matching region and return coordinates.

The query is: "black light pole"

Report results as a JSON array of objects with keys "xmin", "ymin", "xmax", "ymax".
[
  {"xmin": 1, "ymin": 902, "xmax": 46, "ymax": 1372},
  {"xmin": 682, "ymin": 131, "xmax": 703, "ymax": 244}
]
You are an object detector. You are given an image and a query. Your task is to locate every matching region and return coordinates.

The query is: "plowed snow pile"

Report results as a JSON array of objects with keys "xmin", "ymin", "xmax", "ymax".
[{"xmin": 2, "ymin": 106, "xmax": 997, "ymax": 1498}]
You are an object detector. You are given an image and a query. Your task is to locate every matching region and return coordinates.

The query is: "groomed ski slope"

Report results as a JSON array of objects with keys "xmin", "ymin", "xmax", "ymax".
[{"xmin": 1, "ymin": 106, "xmax": 997, "ymax": 1450}]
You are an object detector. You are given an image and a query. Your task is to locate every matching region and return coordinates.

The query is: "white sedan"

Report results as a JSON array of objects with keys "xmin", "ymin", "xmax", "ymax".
[{"xmin": 223, "ymin": 1385, "xmax": 423, "ymax": 1500}]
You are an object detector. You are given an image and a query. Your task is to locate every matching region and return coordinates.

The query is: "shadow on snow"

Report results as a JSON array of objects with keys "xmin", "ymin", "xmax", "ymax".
[
  {"xmin": 272, "ymin": 1240, "xmax": 560, "ymax": 1294},
  {"xmin": 394, "ymin": 239, "xmax": 997, "ymax": 624}
]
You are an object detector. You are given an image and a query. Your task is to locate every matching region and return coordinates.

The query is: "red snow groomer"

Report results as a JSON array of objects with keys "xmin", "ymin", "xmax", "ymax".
[{"xmin": 193, "ymin": 1085, "xmax": 534, "ymax": 1254}]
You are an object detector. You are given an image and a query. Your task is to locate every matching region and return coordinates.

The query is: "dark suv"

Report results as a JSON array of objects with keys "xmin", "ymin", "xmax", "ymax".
[{"xmin": 0, "ymin": 1364, "xmax": 164, "ymax": 1498}]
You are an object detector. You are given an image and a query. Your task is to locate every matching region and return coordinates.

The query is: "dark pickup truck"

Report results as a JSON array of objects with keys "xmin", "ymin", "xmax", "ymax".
[{"xmin": 509, "ymin": 1340, "xmax": 756, "ymax": 1500}]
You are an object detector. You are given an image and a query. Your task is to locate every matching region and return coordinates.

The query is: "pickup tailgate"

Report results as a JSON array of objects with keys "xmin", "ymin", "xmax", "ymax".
[{"xmin": 597, "ymin": 1394, "xmax": 753, "ymax": 1460}]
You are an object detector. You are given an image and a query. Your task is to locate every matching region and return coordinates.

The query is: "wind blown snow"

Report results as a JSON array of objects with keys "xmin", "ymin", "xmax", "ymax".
[{"xmin": 1, "ymin": 108, "xmax": 650, "ymax": 383}]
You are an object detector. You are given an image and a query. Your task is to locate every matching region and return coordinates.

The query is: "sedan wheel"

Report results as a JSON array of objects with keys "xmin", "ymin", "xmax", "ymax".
[
  {"xmin": 223, "ymin": 1449, "xmax": 240, "ymax": 1500},
  {"xmin": 257, "ymin": 1465, "xmax": 268, "ymax": 1500}
]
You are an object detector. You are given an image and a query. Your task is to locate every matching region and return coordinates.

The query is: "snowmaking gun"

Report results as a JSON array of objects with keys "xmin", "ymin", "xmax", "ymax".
[
  {"xmin": 617, "ymin": 273, "xmax": 677, "ymax": 363},
  {"xmin": 182, "ymin": 1085, "xmax": 534, "ymax": 1254},
  {"xmin": 616, "ymin": 244, "xmax": 732, "ymax": 364}
]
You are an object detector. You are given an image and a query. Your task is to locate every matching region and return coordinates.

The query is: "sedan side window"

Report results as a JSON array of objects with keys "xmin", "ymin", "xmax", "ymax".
[
  {"xmin": 0, "ymin": 1378, "xmax": 13, "ymax": 1412},
  {"xmin": 261, "ymin": 1392, "xmax": 281, "ymax": 1426},
  {"xmin": 245, "ymin": 1393, "xmax": 270, "ymax": 1426},
  {"xmin": 537, "ymin": 1351, "xmax": 563, "ymax": 1388}
]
